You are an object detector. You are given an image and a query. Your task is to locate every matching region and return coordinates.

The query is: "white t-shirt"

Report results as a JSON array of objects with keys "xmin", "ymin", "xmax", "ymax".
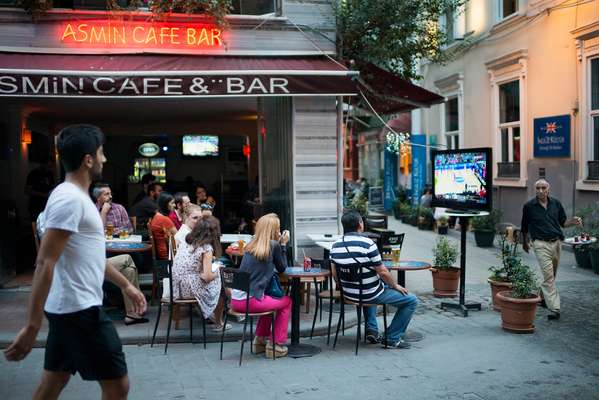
[
  {"xmin": 44, "ymin": 182, "xmax": 106, "ymax": 314},
  {"xmin": 174, "ymin": 224, "xmax": 191, "ymax": 249}
]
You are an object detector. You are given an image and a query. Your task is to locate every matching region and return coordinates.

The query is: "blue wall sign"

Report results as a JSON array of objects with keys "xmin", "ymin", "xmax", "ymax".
[
  {"xmin": 533, "ymin": 115, "xmax": 570, "ymax": 157},
  {"xmin": 411, "ymin": 135, "xmax": 427, "ymax": 207},
  {"xmin": 383, "ymin": 148, "xmax": 398, "ymax": 211}
]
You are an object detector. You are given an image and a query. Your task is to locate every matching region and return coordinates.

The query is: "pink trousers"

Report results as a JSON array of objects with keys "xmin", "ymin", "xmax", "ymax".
[{"xmin": 231, "ymin": 295, "xmax": 291, "ymax": 345}]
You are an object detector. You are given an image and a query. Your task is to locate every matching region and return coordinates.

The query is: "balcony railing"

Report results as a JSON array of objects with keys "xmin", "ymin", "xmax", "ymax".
[
  {"xmin": 588, "ymin": 161, "xmax": 599, "ymax": 181},
  {"xmin": 497, "ymin": 162, "xmax": 520, "ymax": 178}
]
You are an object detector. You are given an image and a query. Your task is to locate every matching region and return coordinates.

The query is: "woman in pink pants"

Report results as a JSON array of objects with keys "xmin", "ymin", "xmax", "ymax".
[{"xmin": 230, "ymin": 213, "xmax": 291, "ymax": 358}]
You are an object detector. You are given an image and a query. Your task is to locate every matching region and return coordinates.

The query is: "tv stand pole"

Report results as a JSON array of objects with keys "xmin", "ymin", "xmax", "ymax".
[{"xmin": 440, "ymin": 210, "xmax": 488, "ymax": 317}]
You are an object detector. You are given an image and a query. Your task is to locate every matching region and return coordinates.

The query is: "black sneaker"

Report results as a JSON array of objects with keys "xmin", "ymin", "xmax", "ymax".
[
  {"xmin": 547, "ymin": 312, "xmax": 561, "ymax": 321},
  {"xmin": 366, "ymin": 331, "xmax": 382, "ymax": 344},
  {"xmin": 383, "ymin": 339, "xmax": 411, "ymax": 349}
]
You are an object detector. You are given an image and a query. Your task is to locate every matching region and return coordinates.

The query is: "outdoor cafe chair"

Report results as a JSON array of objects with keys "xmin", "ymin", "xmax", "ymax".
[
  {"xmin": 331, "ymin": 264, "xmax": 388, "ymax": 355},
  {"xmin": 380, "ymin": 233, "xmax": 405, "ymax": 261},
  {"xmin": 219, "ymin": 267, "xmax": 276, "ymax": 366},
  {"xmin": 364, "ymin": 214, "xmax": 388, "ymax": 231},
  {"xmin": 309, "ymin": 258, "xmax": 341, "ymax": 345},
  {"xmin": 151, "ymin": 233, "xmax": 207, "ymax": 354}
]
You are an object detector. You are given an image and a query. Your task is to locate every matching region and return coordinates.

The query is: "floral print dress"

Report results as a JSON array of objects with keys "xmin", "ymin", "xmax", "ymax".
[{"xmin": 172, "ymin": 242, "xmax": 221, "ymax": 320}]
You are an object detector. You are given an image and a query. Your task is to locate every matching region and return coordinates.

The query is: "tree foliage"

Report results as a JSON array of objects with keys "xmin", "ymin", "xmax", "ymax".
[{"xmin": 336, "ymin": 0, "xmax": 466, "ymax": 80}]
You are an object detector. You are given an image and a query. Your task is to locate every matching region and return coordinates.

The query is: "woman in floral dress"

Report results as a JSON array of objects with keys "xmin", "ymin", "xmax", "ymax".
[{"xmin": 172, "ymin": 215, "xmax": 230, "ymax": 330}]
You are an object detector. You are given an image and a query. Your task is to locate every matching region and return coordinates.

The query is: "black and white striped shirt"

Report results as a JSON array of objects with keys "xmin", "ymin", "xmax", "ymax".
[{"xmin": 330, "ymin": 233, "xmax": 384, "ymax": 302}]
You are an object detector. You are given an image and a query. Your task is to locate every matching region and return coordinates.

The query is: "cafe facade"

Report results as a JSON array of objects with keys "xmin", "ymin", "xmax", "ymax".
[{"xmin": 0, "ymin": 2, "xmax": 357, "ymax": 283}]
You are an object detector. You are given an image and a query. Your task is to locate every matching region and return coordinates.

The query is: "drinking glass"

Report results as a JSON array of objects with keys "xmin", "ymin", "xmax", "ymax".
[
  {"xmin": 391, "ymin": 246, "xmax": 401, "ymax": 264},
  {"xmin": 106, "ymin": 223, "xmax": 114, "ymax": 238}
]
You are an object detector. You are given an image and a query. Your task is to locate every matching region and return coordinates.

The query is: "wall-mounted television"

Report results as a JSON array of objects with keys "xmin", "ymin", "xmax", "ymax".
[
  {"xmin": 182, "ymin": 135, "xmax": 219, "ymax": 157},
  {"xmin": 431, "ymin": 147, "xmax": 493, "ymax": 212}
]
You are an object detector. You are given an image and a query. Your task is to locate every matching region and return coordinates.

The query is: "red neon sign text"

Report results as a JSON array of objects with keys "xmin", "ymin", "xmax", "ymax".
[{"xmin": 59, "ymin": 20, "xmax": 223, "ymax": 49}]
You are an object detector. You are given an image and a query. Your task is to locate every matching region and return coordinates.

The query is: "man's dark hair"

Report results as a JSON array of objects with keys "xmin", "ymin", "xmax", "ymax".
[
  {"xmin": 157, "ymin": 192, "xmax": 174, "ymax": 216},
  {"xmin": 174, "ymin": 192, "xmax": 187, "ymax": 206},
  {"xmin": 57, "ymin": 124, "xmax": 105, "ymax": 172},
  {"xmin": 141, "ymin": 173, "xmax": 156, "ymax": 185},
  {"xmin": 146, "ymin": 182, "xmax": 161, "ymax": 196},
  {"xmin": 341, "ymin": 210, "xmax": 363, "ymax": 233}
]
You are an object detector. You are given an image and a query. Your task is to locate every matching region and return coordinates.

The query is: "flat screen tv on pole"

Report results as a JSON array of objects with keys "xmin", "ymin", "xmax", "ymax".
[{"xmin": 431, "ymin": 147, "xmax": 493, "ymax": 212}]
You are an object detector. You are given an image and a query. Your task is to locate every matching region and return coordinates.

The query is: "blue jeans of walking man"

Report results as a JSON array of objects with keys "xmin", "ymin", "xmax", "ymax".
[{"xmin": 363, "ymin": 287, "xmax": 418, "ymax": 343}]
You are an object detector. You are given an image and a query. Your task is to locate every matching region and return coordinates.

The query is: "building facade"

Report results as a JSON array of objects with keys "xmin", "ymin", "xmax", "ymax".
[
  {"xmin": 416, "ymin": 0, "xmax": 599, "ymax": 223},
  {"xmin": 0, "ymin": 1, "xmax": 355, "ymax": 282}
]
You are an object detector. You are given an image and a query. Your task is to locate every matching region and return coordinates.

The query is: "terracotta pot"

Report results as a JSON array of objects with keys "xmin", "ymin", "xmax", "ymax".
[
  {"xmin": 487, "ymin": 279, "xmax": 513, "ymax": 311},
  {"xmin": 497, "ymin": 291, "xmax": 540, "ymax": 333},
  {"xmin": 431, "ymin": 267, "xmax": 460, "ymax": 298}
]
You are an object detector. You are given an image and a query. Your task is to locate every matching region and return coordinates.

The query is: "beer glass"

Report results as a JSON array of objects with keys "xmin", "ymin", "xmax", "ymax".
[
  {"xmin": 106, "ymin": 223, "xmax": 114, "ymax": 239},
  {"xmin": 391, "ymin": 245, "xmax": 401, "ymax": 264}
]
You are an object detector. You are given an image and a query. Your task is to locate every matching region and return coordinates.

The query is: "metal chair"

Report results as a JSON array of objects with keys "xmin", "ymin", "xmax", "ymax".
[
  {"xmin": 309, "ymin": 258, "xmax": 341, "ymax": 345},
  {"xmin": 219, "ymin": 267, "xmax": 276, "ymax": 366},
  {"xmin": 331, "ymin": 263, "xmax": 388, "ymax": 355}
]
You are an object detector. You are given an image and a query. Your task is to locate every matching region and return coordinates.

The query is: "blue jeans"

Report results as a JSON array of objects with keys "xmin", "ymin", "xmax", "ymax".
[{"xmin": 363, "ymin": 288, "xmax": 418, "ymax": 343}]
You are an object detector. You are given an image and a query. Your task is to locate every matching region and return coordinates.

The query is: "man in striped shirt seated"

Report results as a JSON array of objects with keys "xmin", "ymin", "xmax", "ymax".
[{"xmin": 330, "ymin": 210, "xmax": 418, "ymax": 349}]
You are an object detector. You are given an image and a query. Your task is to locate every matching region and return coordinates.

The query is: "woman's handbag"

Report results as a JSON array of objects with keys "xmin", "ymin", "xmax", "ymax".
[{"xmin": 266, "ymin": 273, "xmax": 285, "ymax": 298}]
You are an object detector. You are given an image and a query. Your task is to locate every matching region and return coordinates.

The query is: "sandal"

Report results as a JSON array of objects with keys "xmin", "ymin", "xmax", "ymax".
[
  {"xmin": 212, "ymin": 323, "xmax": 232, "ymax": 331},
  {"xmin": 124, "ymin": 315, "xmax": 149, "ymax": 326}
]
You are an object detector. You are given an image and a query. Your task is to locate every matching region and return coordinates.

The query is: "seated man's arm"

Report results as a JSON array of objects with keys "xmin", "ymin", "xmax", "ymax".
[{"xmin": 374, "ymin": 265, "xmax": 408, "ymax": 295}]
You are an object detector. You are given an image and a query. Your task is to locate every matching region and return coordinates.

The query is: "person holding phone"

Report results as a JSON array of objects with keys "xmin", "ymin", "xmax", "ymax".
[{"xmin": 231, "ymin": 213, "xmax": 291, "ymax": 358}]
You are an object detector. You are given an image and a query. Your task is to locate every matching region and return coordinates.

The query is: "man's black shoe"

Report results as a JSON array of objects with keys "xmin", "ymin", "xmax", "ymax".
[
  {"xmin": 547, "ymin": 312, "xmax": 560, "ymax": 320},
  {"xmin": 382, "ymin": 339, "xmax": 411, "ymax": 349},
  {"xmin": 366, "ymin": 331, "xmax": 382, "ymax": 344}
]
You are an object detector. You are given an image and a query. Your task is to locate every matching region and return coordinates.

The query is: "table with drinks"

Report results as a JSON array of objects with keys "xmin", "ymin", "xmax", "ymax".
[
  {"xmin": 285, "ymin": 265, "xmax": 330, "ymax": 358},
  {"xmin": 104, "ymin": 224, "xmax": 152, "ymax": 254}
]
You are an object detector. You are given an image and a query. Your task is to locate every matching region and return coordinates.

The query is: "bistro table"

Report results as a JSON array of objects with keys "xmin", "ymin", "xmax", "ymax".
[
  {"xmin": 106, "ymin": 241, "xmax": 152, "ymax": 255},
  {"xmin": 285, "ymin": 266, "xmax": 330, "ymax": 358},
  {"xmin": 382, "ymin": 260, "xmax": 431, "ymax": 342},
  {"xmin": 306, "ymin": 234, "xmax": 341, "ymax": 243},
  {"xmin": 220, "ymin": 234, "xmax": 253, "ymax": 244}
]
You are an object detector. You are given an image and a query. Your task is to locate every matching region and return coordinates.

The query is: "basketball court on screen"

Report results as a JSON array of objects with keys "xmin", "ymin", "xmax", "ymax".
[{"xmin": 435, "ymin": 164, "xmax": 484, "ymax": 196}]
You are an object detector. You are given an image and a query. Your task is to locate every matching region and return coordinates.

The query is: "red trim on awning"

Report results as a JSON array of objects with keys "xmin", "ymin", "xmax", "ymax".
[
  {"xmin": 0, "ymin": 53, "xmax": 350, "ymax": 73},
  {"xmin": 357, "ymin": 63, "xmax": 444, "ymax": 114}
]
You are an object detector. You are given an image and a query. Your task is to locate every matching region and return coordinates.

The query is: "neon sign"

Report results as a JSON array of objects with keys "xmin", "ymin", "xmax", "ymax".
[{"xmin": 59, "ymin": 20, "xmax": 223, "ymax": 49}]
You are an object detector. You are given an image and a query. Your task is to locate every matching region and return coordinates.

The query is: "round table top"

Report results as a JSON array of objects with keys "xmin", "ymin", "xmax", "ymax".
[
  {"xmin": 444, "ymin": 210, "xmax": 490, "ymax": 217},
  {"xmin": 564, "ymin": 236, "xmax": 597, "ymax": 245},
  {"xmin": 106, "ymin": 242, "xmax": 152, "ymax": 253},
  {"xmin": 383, "ymin": 260, "xmax": 432, "ymax": 271},
  {"xmin": 285, "ymin": 267, "xmax": 330, "ymax": 278}
]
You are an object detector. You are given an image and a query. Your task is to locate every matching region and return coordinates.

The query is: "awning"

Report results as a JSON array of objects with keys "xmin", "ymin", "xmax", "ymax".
[
  {"xmin": 356, "ymin": 63, "xmax": 444, "ymax": 114},
  {"xmin": 0, "ymin": 53, "xmax": 358, "ymax": 98}
]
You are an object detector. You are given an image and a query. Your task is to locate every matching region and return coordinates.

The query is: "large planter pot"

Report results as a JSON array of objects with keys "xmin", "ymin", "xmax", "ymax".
[
  {"xmin": 409, "ymin": 217, "xmax": 418, "ymax": 227},
  {"xmin": 573, "ymin": 247, "xmax": 592, "ymax": 270},
  {"xmin": 401, "ymin": 215, "xmax": 410, "ymax": 224},
  {"xmin": 437, "ymin": 225, "xmax": 448, "ymax": 235},
  {"xmin": 431, "ymin": 267, "xmax": 460, "ymax": 298},
  {"xmin": 474, "ymin": 229, "xmax": 495, "ymax": 247},
  {"xmin": 497, "ymin": 291, "xmax": 540, "ymax": 333},
  {"xmin": 393, "ymin": 208, "xmax": 401, "ymax": 219},
  {"xmin": 487, "ymin": 279, "xmax": 513, "ymax": 311},
  {"xmin": 589, "ymin": 247, "xmax": 599, "ymax": 275}
]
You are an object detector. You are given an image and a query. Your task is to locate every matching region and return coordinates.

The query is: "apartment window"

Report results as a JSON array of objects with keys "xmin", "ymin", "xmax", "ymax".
[
  {"xmin": 588, "ymin": 57, "xmax": 599, "ymax": 180},
  {"xmin": 498, "ymin": 80, "xmax": 520, "ymax": 177},
  {"xmin": 499, "ymin": 0, "xmax": 518, "ymax": 20},
  {"xmin": 445, "ymin": 97, "xmax": 459, "ymax": 149}
]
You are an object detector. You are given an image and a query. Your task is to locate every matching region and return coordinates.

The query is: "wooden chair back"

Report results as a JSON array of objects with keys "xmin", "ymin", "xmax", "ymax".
[{"xmin": 147, "ymin": 219, "xmax": 157, "ymax": 260}]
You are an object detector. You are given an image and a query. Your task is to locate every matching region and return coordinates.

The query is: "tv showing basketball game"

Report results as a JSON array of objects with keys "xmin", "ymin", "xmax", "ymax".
[
  {"xmin": 182, "ymin": 135, "xmax": 219, "ymax": 157},
  {"xmin": 431, "ymin": 147, "xmax": 493, "ymax": 211}
]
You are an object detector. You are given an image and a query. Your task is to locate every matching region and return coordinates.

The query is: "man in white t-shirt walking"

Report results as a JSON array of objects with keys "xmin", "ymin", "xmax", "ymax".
[{"xmin": 4, "ymin": 124, "xmax": 146, "ymax": 399}]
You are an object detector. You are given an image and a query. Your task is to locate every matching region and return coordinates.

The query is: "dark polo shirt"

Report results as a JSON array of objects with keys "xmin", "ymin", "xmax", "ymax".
[{"xmin": 521, "ymin": 196, "xmax": 567, "ymax": 241}]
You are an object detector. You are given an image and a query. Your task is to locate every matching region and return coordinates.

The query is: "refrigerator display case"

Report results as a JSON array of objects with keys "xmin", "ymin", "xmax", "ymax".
[{"xmin": 129, "ymin": 157, "xmax": 166, "ymax": 183}]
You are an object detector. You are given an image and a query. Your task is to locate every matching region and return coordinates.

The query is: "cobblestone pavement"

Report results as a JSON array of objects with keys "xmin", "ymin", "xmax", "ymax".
[{"xmin": 2, "ymin": 218, "xmax": 599, "ymax": 399}]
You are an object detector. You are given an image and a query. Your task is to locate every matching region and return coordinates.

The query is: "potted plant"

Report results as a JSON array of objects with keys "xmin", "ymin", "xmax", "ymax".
[
  {"xmin": 418, "ymin": 207, "xmax": 434, "ymax": 230},
  {"xmin": 431, "ymin": 237, "xmax": 460, "ymax": 298},
  {"xmin": 436, "ymin": 216, "xmax": 449, "ymax": 235},
  {"xmin": 393, "ymin": 199, "xmax": 403, "ymax": 219},
  {"xmin": 409, "ymin": 206, "xmax": 419, "ymax": 227},
  {"xmin": 399, "ymin": 203, "xmax": 412, "ymax": 224},
  {"xmin": 348, "ymin": 193, "xmax": 368, "ymax": 219},
  {"xmin": 487, "ymin": 234, "xmax": 517, "ymax": 311},
  {"xmin": 471, "ymin": 209, "xmax": 502, "ymax": 247},
  {"xmin": 496, "ymin": 261, "xmax": 540, "ymax": 333}
]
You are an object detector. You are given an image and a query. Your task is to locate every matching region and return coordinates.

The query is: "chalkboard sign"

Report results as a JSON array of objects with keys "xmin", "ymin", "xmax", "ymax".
[{"xmin": 368, "ymin": 186, "xmax": 384, "ymax": 207}]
